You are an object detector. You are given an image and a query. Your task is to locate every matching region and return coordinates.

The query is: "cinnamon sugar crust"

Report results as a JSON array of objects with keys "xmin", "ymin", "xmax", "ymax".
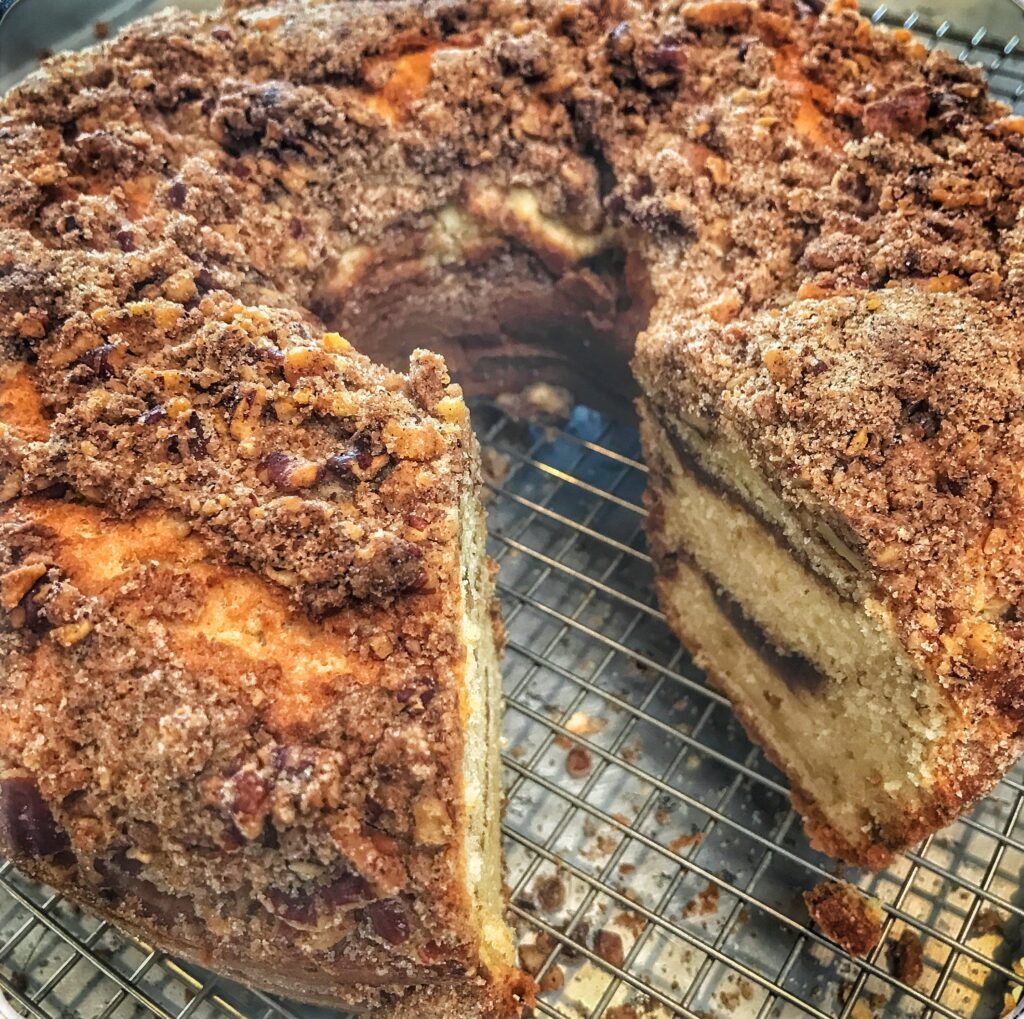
[{"xmin": 3, "ymin": 0, "xmax": 1024, "ymax": 1011}]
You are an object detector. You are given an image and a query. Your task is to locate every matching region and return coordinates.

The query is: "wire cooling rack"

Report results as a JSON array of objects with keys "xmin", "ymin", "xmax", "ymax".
[{"xmin": 4, "ymin": 4, "xmax": 1024, "ymax": 1019}]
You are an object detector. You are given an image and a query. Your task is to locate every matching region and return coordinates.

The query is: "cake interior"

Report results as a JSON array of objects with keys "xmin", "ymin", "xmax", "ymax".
[
  {"xmin": 456, "ymin": 473, "xmax": 515, "ymax": 974},
  {"xmin": 639, "ymin": 400, "xmax": 953, "ymax": 865}
]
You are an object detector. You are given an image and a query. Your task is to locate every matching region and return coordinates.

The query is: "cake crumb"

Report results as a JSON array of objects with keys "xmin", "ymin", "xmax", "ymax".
[
  {"xmin": 538, "ymin": 965, "xmax": 564, "ymax": 992},
  {"xmin": 94, "ymin": 20, "xmax": 110, "ymax": 39},
  {"xmin": 804, "ymin": 881, "xmax": 883, "ymax": 957},
  {"xmin": 614, "ymin": 911, "xmax": 647, "ymax": 937},
  {"xmin": 971, "ymin": 907, "xmax": 1005, "ymax": 938},
  {"xmin": 889, "ymin": 928, "xmax": 924, "ymax": 986},
  {"xmin": 496, "ymin": 382, "xmax": 573, "ymax": 423},
  {"xmin": 565, "ymin": 745, "xmax": 592, "ymax": 778},
  {"xmin": 566, "ymin": 711, "xmax": 607, "ymax": 736},
  {"xmin": 684, "ymin": 882, "xmax": 720, "ymax": 918},
  {"xmin": 594, "ymin": 928, "xmax": 625, "ymax": 968},
  {"xmin": 536, "ymin": 875, "xmax": 566, "ymax": 913},
  {"xmin": 480, "ymin": 446, "xmax": 510, "ymax": 488},
  {"xmin": 669, "ymin": 831, "xmax": 703, "ymax": 853}
]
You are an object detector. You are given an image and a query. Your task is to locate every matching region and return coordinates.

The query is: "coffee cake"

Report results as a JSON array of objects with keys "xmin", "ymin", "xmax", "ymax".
[{"xmin": 3, "ymin": 0, "xmax": 1024, "ymax": 1007}]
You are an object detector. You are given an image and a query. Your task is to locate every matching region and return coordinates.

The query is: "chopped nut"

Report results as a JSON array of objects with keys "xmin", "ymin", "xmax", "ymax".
[
  {"xmin": 436, "ymin": 394, "xmax": 468, "ymax": 424},
  {"xmin": 705, "ymin": 154, "xmax": 730, "ymax": 185},
  {"xmin": 845, "ymin": 428, "xmax": 869, "ymax": 456},
  {"xmin": 51, "ymin": 620, "xmax": 93, "ymax": 647},
  {"xmin": 1, "ymin": 563, "xmax": 47, "ymax": 611},
  {"xmin": 283, "ymin": 347, "xmax": 332, "ymax": 385},
  {"xmin": 682, "ymin": 1, "xmax": 751, "ymax": 28},
  {"xmin": 963, "ymin": 620, "xmax": 999, "ymax": 667},
  {"xmin": 322, "ymin": 332, "xmax": 352, "ymax": 354},
  {"xmin": 926, "ymin": 273, "xmax": 964, "ymax": 294},
  {"xmin": 762, "ymin": 348, "xmax": 790, "ymax": 381},
  {"xmin": 412, "ymin": 795, "xmax": 451, "ymax": 845},
  {"xmin": 992, "ymin": 115, "xmax": 1024, "ymax": 136},
  {"xmin": 265, "ymin": 566, "xmax": 298, "ymax": 588},
  {"xmin": 250, "ymin": 13, "xmax": 284, "ymax": 31},
  {"xmin": 369, "ymin": 633, "xmax": 394, "ymax": 659},
  {"xmin": 166, "ymin": 396, "xmax": 192, "ymax": 420},
  {"xmin": 229, "ymin": 387, "xmax": 267, "ymax": 441},
  {"xmin": 797, "ymin": 281, "xmax": 828, "ymax": 300},
  {"xmin": 162, "ymin": 270, "xmax": 198, "ymax": 304},
  {"xmin": 259, "ymin": 451, "xmax": 321, "ymax": 492},
  {"xmin": 703, "ymin": 289, "xmax": 741, "ymax": 324}
]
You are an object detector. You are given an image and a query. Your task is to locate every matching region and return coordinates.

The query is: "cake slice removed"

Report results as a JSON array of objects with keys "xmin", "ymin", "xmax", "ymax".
[
  {"xmin": 635, "ymin": 286, "xmax": 1024, "ymax": 869},
  {"xmin": 0, "ymin": 304, "xmax": 529, "ymax": 1015}
]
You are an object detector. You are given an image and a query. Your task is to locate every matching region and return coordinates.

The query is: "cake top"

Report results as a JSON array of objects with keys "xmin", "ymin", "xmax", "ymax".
[{"xmin": 0, "ymin": 0, "xmax": 579, "ymax": 619}]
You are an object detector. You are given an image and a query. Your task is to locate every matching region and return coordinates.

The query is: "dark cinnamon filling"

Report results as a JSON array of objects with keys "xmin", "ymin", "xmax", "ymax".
[
  {"xmin": 708, "ymin": 582, "xmax": 827, "ymax": 694},
  {"xmin": 652, "ymin": 407, "xmax": 858, "ymax": 603}
]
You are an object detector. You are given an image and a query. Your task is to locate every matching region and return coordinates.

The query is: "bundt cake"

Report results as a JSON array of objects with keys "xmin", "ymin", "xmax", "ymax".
[{"xmin": 3, "ymin": 0, "xmax": 1024, "ymax": 1011}]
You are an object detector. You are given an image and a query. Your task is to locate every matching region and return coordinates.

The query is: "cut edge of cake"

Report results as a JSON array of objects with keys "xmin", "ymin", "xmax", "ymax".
[{"xmin": 634, "ymin": 285, "xmax": 1024, "ymax": 869}]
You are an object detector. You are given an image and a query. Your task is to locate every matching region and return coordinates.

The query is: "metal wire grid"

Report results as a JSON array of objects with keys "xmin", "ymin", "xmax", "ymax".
[
  {"xmin": 3, "ymin": 400, "xmax": 1024, "ymax": 1019},
  {"xmin": 1, "ymin": 4, "xmax": 1024, "ymax": 1019}
]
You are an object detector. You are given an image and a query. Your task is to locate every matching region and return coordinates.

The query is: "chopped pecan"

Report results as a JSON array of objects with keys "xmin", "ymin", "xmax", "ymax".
[
  {"xmin": 259, "ymin": 451, "xmax": 321, "ymax": 491},
  {"xmin": 0, "ymin": 562, "xmax": 47, "ymax": 611},
  {"xmin": 366, "ymin": 898, "xmax": 410, "ymax": 945},
  {"xmin": 863, "ymin": 86, "xmax": 929, "ymax": 137}
]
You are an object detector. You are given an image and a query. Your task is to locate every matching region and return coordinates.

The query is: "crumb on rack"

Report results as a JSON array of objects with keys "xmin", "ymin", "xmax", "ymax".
[
  {"xmin": 669, "ymin": 831, "xmax": 703, "ymax": 853},
  {"xmin": 593, "ymin": 928, "xmax": 625, "ymax": 968},
  {"xmin": 684, "ymin": 882, "xmax": 720, "ymax": 918},
  {"xmin": 804, "ymin": 881, "xmax": 884, "ymax": 957},
  {"xmin": 495, "ymin": 383, "xmax": 573, "ymax": 423},
  {"xmin": 889, "ymin": 928, "xmax": 924, "ymax": 986}
]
